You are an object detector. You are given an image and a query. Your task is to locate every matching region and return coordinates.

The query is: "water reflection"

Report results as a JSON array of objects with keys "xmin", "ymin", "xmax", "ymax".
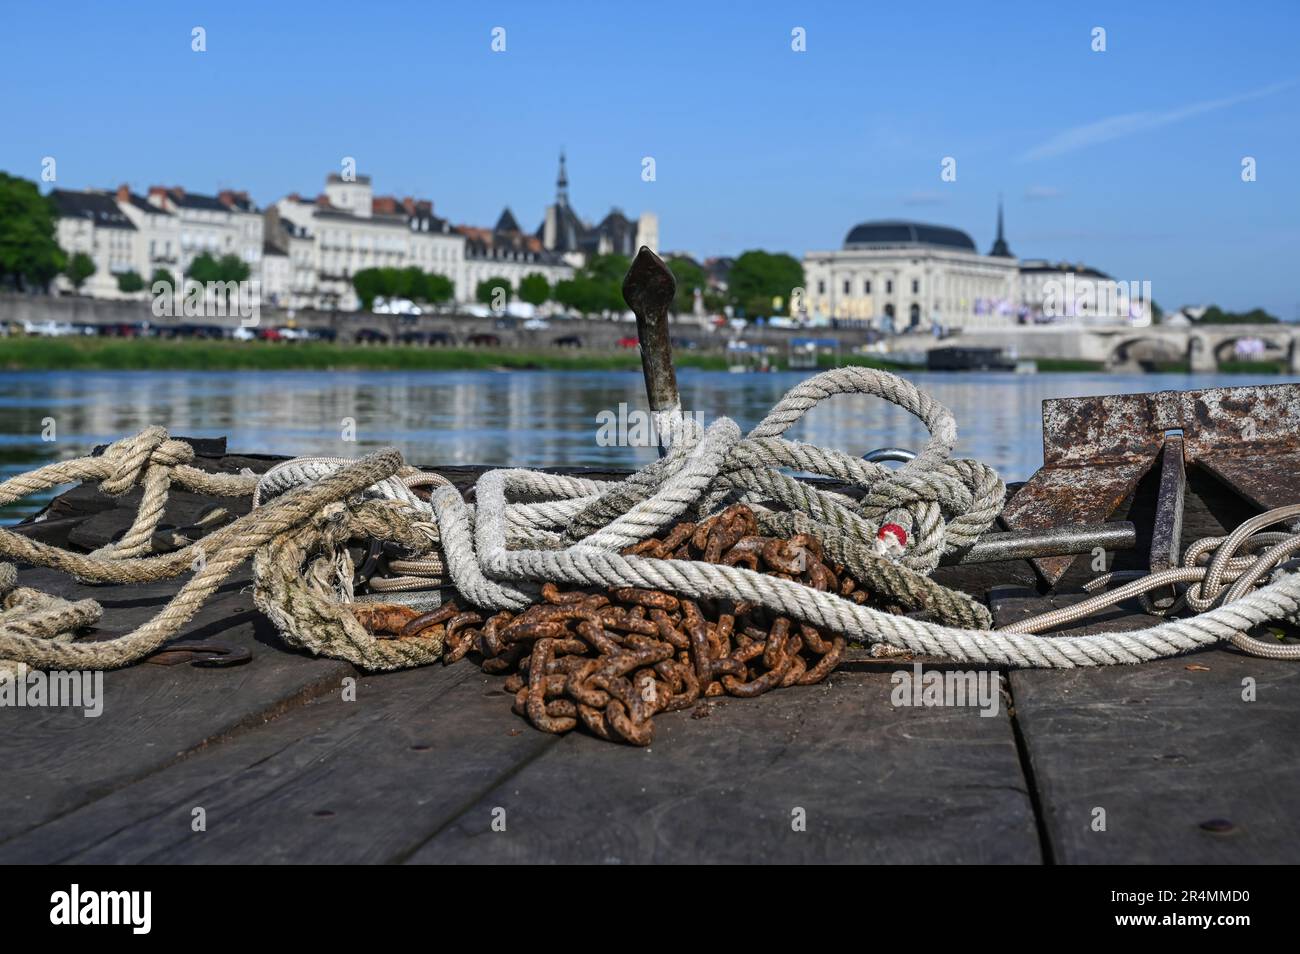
[{"xmin": 1, "ymin": 368, "xmax": 1294, "ymax": 522}]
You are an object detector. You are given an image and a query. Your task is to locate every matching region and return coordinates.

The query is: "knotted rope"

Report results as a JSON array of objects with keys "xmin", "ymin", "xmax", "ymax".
[{"xmin": 0, "ymin": 367, "xmax": 1295, "ymax": 674}]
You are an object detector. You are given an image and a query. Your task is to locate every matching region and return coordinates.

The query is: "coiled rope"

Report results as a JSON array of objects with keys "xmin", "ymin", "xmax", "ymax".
[{"xmin": 0, "ymin": 367, "xmax": 1295, "ymax": 674}]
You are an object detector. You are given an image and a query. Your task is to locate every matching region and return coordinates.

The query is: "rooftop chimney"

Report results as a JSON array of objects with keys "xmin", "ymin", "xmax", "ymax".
[{"xmin": 116, "ymin": 184, "xmax": 131, "ymax": 203}]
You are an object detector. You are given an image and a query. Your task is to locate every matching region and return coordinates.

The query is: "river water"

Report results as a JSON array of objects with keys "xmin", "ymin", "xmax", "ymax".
[{"xmin": 1, "ymin": 368, "xmax": 1294, "ymax": 522}]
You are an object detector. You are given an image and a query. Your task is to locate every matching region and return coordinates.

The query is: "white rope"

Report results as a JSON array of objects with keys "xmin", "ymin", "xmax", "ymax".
[{"xmin": 257, "ymin": 367, "xmax": 1300, "ymax": 668}]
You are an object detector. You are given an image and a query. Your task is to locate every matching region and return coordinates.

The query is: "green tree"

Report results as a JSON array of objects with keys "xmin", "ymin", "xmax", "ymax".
[
  {"xmin": 352, "ymin": 267, "xmax": 385, "ymax": 310},
  {"xmin": 188, "ymin": 252, "xmax": 220, "ymax": 285},
  {"xmin": 518, "ymin": 272, "xmax": 550, "ymax": 306},
  {"xmin": 66, "ymin": 251, "xmax": 96, "ymax": 291},
  {"xmin": 666, "ymin": 256, "xmax": 705, "ymax": 315},
  {"xmin": 396, "ymin": 266, "xmax": 427, "ymax": 301},
  {"xmin": 1198, "ymin": 305, "xmax": 1279, "ymax": 325},
  {"xmin": 190, "ymin": 252, "xmax": 249, "ymax": 285},
  {"xmin": 216, "ymin": 253, "xmax": 250, "ymax": 283},
  {"xmin": 552, "ymin": 254, "xmax": 631, "ymax": 315},
  {"xmin": 476, "ymin": 276, "xmax": 512, "ymax": 306},
  {"xmin": 116, "ymin": 270, "xmax": 144, "ymax": 293},
  {"xmin": 0, "ymin": 172, "xmax": 65, "ymax": 291},
  {"xmin": 728, "ymin": 250, "xmax": 804, "ymax": 318},
  {"xmin": 424, "ymin": 272, "xmax": 455, "ymax": 304},
  {"xmin": 151, "ymin": 267, "xmax": 175, "ymax": 290}
]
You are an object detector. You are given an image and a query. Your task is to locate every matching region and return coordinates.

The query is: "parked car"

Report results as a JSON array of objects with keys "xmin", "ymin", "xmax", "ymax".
[
  {"xmin": 22, "ymin": 320, "xmax": 76, "ymax": 337},
  {"xmin": 354, "ymin": 328, "xmax": 391, "ymax": 344},
  {"xmin": 256, "ymin": 327, "xmax": 283, "ymax": 341},
  {"xmin": 397, "ymin": 331, "xmax": 429, "ymax": 345},
  {"xmin": 671, "ymin": 336, "xmax": 699, "ymax": 350},
  {"xmin": 616, "ymin": 336, "xmax": 640, "ymax": 349},
  {"xmin": 232, "ymin": 327, "xmax": 256, "ymax": 341},
  {"xmin": 554, "ymin": 334, "xmax": 583, "ymax": 348},
  {"xmin": 373, "ymin": 297, "xmax": 422, "ymax": 316},
  {"xmin": 277, "ymin": 327, "xmax": 310, "ymax": 341},
  {"xmin": 99, "ymin": 322, "xmax": 145, "ymax": 337},
  {"xmin": 467, "ymin": 333, "xmax": 501, "ymax": 346},
  {"xmin": 427, "ymin": 331, "xmax": 453, "ymax": 346},
  {"xmin": 162, "ymin": 323, "xmax": 225, "ymax": 339},
  {"xmin": 307, "ymin": 327, "xmax": 337, "ymax": 342}
]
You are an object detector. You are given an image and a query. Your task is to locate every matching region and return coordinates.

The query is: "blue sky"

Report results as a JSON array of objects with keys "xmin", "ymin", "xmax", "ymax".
[{"xmin": 2, "ymin": 0, "xmax": 1297, "ymax": 316}]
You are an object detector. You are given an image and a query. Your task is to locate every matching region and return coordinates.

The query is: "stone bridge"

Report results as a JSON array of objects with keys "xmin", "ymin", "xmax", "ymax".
[{"xmin": 922, "ymin": 324, "xmax": 1300, "ymax": 373}]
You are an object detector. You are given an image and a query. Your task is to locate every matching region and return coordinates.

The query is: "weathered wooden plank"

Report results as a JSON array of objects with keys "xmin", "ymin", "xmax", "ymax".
[
  {"xmin": 405, "ymin": 667, "xmax": 1041, "ymax": 864},
  {"xmin": 997, "ymin": 468, "xmax": 1300, "ymax": 863},
  {"xmin": 0, "ymin": 664, "xmax": 555, "ymax": 863},
  {"xmin": 2, "ymin": 661, "xmax": 1039, "ymax": 864},
  {"xmin": 1009, "ymin": 652, "xmax": 1300, "ymax": 863},
  {"xmin": 0, "ymin": 576, "xmax": 353, "ymax": 844}
]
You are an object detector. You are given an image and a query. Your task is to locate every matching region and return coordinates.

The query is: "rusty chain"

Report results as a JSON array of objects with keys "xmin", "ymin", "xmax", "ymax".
[{"xmin": 352, "ymin": 504, "xmax": 886, "ymax": 745}]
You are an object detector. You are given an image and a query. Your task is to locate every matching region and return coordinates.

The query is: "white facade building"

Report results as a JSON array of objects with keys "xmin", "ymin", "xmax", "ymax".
[
  {"xmin": 804, "ymin": 213, "xmax": 1020, "ymax": 329},
  {"xmin": 50, "ymin": 189, "xmax": 140, "ymax": 299},
  {"xmin": 114, "ymin": 185, "xmax": 180, "ymax": 285},
  {"xmin": 47, "ymin": 159, "xmax": 654, "ymax": 311},
  {"xmin": 272, "ymin": 176, "xmax": 471, "ymax": 310},
  {"xmin": 144, "ymin": 186, "xmax": 263, "ymax": 282}
]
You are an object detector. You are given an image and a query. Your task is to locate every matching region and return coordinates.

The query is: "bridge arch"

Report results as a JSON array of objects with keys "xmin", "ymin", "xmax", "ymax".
[
  {"xmin": 1210, "ymin": 332, "xmax": 1290, "ymax": 363},
  {"xmin": 1107, "ymin": 335, "xmax": 1184, "ymax": 370}
]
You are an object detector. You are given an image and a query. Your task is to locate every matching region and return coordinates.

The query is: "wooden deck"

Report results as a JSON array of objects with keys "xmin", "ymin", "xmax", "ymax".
[{"xmin": 1, "ymin": 442, "xmax": 1296, "ymax": 864}]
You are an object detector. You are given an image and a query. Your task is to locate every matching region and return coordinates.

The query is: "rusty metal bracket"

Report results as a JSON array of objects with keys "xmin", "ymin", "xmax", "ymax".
[{"xmin": 1002, "ymin": 383, "xmax": 1300, "ymax": 587}]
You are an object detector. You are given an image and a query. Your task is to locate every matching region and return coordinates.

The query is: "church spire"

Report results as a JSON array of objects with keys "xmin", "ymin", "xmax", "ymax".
[
  {"xmin": 989, "ymin": 195, "xmax": 1013, "ymax": 257},
  {"xmin": 556, "ymin": 150, "xmax": 569, "ymax": 207}
]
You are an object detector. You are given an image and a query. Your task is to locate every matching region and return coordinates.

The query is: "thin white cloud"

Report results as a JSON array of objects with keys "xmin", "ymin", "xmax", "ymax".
[
  {"xmin": 1019, "ymin": 80, "xmax": 1296, "ymax": 162},
  {"xmin": 1025, "ymin": 184, "xmax": 1062, "ymax": 200},
  {"xmin": 902, "ymin": 190, "xmax": 947, "ymax": 206}
]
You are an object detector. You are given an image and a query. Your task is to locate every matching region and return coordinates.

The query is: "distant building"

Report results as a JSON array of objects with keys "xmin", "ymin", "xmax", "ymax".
[
  {"xmin": 49, "ymin": 189, "xmax": 139, "ymax": 299},
  {"xmin": 803, "ymin": 205, "xmax": 1019, "ymax": 329},
  {"xmin": 51, "ymin": 184, "xmax": 265, "ymax": 299},
  {"xmin": 537, "ymin": 152, "xmax": 658, "ymax": 265},
  {"xmin": 1019, "ymin": 260, "xmax": 1151, "ymax": 326},
  {"xmin": 456, "ymin": 208, "xmax": 571, "ymax": 302},
  {"xmin": 115, "ymin": 185, "xmax": 179, "ymax": 285},
  {"xmin": 703, "ymin": 256, "xmax": 734, "ymax": 295},
  {"xmin": 146, "ymin": 186, "xmax": 264, "ymax": 278},
  {"xmin": 43, "ymin": 157, "xmax": 647, "ymax": 310},
  {"xmin": 273, "ymin": 175, "xmax": 468, "ymax": 310},
  {"xmin": 1159, "ymin": 305, "xmax": 1206, "ymax": 327}
]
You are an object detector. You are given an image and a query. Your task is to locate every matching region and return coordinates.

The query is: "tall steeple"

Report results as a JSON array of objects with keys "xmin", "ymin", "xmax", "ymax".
[
  {"xmin": 556, "ymin": 150, "xmax": 569, "ymax": 208},
  {"xmin": 989, "ymin": 196, "xmax": 1013, "ymax": 257}
]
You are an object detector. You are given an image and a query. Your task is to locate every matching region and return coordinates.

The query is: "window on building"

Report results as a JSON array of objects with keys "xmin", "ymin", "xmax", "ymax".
[
  {"xmin": 864, "ymin": 280, "xmax": 872, "ymax": 294},
  {"xmin": 885, "ymin": 280, "xmax": 893, "ymax": 294},
  {"xmin": 817, "ymin": 280, "xmax": 825, "ymax": 294},
  {"xmin": 912, "ymin": 279, "xmax": 920, "ymax": 294},
  {"xmin": 843, "ymin": 279, "xmax": 851, "ymax": 295}
]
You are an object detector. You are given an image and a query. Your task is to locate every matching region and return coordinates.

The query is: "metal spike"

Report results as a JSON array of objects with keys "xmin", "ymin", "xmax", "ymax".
[{"xmin": 622, "ymin": 247, "xmax": 680, "ymax": 455}]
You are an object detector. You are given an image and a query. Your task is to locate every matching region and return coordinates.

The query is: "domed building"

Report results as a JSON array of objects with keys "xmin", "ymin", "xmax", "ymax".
[{"xmin": 803, "ymin": 204, "xmax": 1020, "ymax": 329}]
